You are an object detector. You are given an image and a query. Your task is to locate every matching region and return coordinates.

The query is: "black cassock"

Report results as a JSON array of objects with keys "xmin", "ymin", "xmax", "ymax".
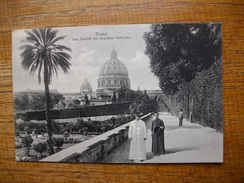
[{"xmin": 151, "ymin": 118, "xmax": 165, "ymax": 155}]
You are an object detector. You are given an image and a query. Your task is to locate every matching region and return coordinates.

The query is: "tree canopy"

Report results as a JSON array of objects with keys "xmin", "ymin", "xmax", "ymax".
[
  {"xmin": 144, "ymin": 23, "xmax": 221, "ymax": 95},
  {"xmin": 20, "ymin": 28, "xmax": 72, "ymax": 85}
]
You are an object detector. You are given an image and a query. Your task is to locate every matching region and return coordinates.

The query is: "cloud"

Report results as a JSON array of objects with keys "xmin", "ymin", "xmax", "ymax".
[
  {"xmin": 124, "ymin": 51, "xmax": 160, "ymax": 90},
  {"xmin": 12, "ymin": 25, "xmax": 160, "ymax": 93}
]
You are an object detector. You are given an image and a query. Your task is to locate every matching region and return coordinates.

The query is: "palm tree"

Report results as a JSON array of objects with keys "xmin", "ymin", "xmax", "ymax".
[{"xmin": 19, "ymin": 28, "xmax": 72, "ymax": 154}]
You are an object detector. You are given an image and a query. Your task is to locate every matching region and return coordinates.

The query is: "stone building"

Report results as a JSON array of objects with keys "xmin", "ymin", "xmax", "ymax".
[{"xmin": 96, "ymin": 49, "xmax": 130, "ymax": 99}]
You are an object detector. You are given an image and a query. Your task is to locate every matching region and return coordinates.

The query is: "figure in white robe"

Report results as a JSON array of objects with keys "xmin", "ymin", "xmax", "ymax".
[{"xmin": 128, "ymin": 114, "xmax": 147, "ymax": 162}]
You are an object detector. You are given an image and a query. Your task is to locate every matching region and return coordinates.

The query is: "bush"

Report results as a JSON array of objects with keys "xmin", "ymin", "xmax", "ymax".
[
  {"xmin": 53, "ymin": 137, "xmax": 64, "ymax": 151},
  {"xmin": 15, "ymin": 129, "xmax": 20, "ymax": 137},
  {"xmin": 46, "ymin": 138, "xmax": 55, "ymax": 155},
  {"xmin": 21, "ymin": 135, "xmax": 33, "ymax": 148},
  {"xmin": 24, "ymin": 127, "xmax": 32, "ymax": 135},
  {"xmin": 33, "ymin": 142, "xmax": 47, "ymax": 157},
  {"xmin": 63, "ymin": 131, "xmax": 70, "ymax": 140},
  {"xmin": 16, "ymin": 122, "xmax": 26, "ymax": 131}
]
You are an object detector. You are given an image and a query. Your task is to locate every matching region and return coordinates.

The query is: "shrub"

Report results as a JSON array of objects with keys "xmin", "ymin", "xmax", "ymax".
[
  {"xmin": 16, "ymin": 122, "xmax": 26, "ymax": 131},
  {"xmin": 24, "ymin": 127, "xmax": 33, "ymax": 135},
  {"xmin": 53, "ymin": 137, "xmax": 64, "ymax": 152},
  {"xmin": 63, "ymin": 131, "xmax": 70, "ymax": 140},
  {"xmin": 33, "ymin": 142, "xmax": 47, "ymax": 157},
  {"xmin": 15, "ymin": 129, "xmax": 20, "ymax": 137},
  {"xmin": 21, "ymin": 135, "xmax": 33, "ymax": 148},
  {"xmin": 46, "ymin": 138, "xmax": 54, "ymax": 155}
]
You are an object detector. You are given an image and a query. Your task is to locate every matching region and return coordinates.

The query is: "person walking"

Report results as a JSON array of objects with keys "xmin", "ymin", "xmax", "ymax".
[
  {"xmin": 128, "ymin": 111, "xmax": 147, "ymax": 162},
  {"xmin": 151, "ymin": 112, "xmax": 165, "ymax": 156},
  {"xmin": 179, "ymin": 109, "xmax": 184, "ymax": 126}
]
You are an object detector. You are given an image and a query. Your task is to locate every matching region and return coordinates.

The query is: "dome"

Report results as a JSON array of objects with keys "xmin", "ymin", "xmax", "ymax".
[
  {"xmin": 99, "ymin": 49, "xmax": 129, "ymax": 77},
  {"xmin": 80, "ymin": 78, "xmax": 93, "ymax": 94},
  {"xmin": 82, "ymin": 78, "xmax": 92, "ymax": 88},
  {"xmin": 96, "ymin": 48, "xmax": 130, "ymax": 98}
]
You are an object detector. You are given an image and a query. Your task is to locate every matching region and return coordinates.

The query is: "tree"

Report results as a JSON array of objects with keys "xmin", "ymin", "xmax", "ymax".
[
  {"xmin": 33, "ymin": 142, "xmax": 47, "ymax": 157},
  {"xmin": 85, "ymin": 94, "xmax": 89, "ymax": 105},
  {"xmin": 19, "ymin": 28, "xmax": 72, "ymax": 154},
  {"xmin": 72, "ymin": 99, "xmax": 81, "ymax": 107},
  {"xmin": 117, "ymin": 86, "xmax": 136, "ymax": 102},
  {"xmin": 144, "ymin": 23, "xmax": 221, "ymax": 95},
  {"xmin": 14, "ymin": 92, "xmax": 64, "ymax": 111},
  {"xmin": 14, "ymin": 94, "xmax": 30, "ymax": 111},
  {"xmin": 53, "ymin": 137, "xmax": 64, "ymax": 152},
  {"xmin": 21, "ymin": 135, "xmax": 34, "ymax": 156},
  {"xmin": 112, "ymin": 91, "xmax": 117, "ymax": 103}
]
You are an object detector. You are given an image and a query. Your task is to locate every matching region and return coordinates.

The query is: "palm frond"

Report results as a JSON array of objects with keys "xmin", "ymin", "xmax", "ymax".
[
  {"xmin": 20, "ymin": 27, "xmax": 72, "ymax": 85},
  {"xmin": 53, "ymin": 45, "xmax": 72, "ymax": 52},
  {"xmin": 46, "ymin": 29, "xmax": 59, "ymax": 45},
  {"xmin": 51, "ymin": 52, "xmax": 71, "ymax": 74},
  {"xmin": 49, "ymin": 36, "xmax": 65, "ymax": 45},
  {"xmin": 39, "ymin": 28, "xmax": 47, "ymax": 46},
  {"xmin": 19, "ymin": 44, "xmax": 36, "ymax": 51},
  {"xmin": 25, "ymin": 29, "xmax": 43, "ymax": 46},
  {"xmin": 21, "ymin": 49, "xmax": 37, "ymax": 71}
]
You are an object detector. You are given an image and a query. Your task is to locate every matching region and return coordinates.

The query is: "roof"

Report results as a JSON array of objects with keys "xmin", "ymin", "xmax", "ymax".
[{"xmin": 99, "ymin": 49, "xmax": 129, "ymax": 77}]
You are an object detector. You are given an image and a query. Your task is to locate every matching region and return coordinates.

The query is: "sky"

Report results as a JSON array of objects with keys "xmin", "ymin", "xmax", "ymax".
[{"xmin": 12, "ymin": 24, "xmax": 161, "ymax": 93}]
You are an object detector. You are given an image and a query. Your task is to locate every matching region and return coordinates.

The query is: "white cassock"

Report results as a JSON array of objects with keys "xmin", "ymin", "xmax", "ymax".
[{"xmin": 128, "ymin": 119, "xmax": 147, "ymax": 161}]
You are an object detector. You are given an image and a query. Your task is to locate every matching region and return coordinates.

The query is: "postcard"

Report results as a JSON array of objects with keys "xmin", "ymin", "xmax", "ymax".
[{"xmin": 12, "ymin": 23, "xmax": 223, "ymax": 163}]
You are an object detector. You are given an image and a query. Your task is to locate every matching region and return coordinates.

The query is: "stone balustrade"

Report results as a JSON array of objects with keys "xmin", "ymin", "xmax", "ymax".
[{"xmin": 41, "ymin": 113, "xmax": 152, "ymax": 162}]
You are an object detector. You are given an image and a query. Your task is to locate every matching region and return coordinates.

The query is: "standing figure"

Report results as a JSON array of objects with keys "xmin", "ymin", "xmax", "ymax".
[
  {"xmin": 179, "ymin": 109, "xmax": 184, "ymax": 126},
  {"xmin": 151, "ymin": 112, "xmax": 165, "ymax": 155},
  {"xmin": 128, "ymin": 111, "xmax": 147, "ymax": 162}
]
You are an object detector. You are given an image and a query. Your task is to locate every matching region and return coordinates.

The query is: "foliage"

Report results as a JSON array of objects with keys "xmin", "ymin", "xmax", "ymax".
[
  {"xmin": 16, "ymin": 121, "xmax": 47, "ymax": 134},
  {"xmin": 128, "ymin": 90, "xmax": 156, "ymax": 114},
  {"xmin": 19, "ymin": 28, "xmax": 72, "ymax": 86},
  {"xmin": 14, "ymin": 94, "xmax": 29, "ymax": 111},
  {"xmin": 53, "ymin": 137, "xmax": 64, "ymax": 150},
  {"xmin": 14, "ymin": 92, "xmax": 64, "ymax": 112},
  {"xmin": 117, "ymin": 86, "xmax": 136, "ymax": 103},
  {"xmin": 46, "ymin": 138, "xmax": 54, "ymax": 155},
  {"xmin": 163, "ymin": 58, "xmax": 223, "ymax": 131},
  {"xmin": 112, "ymin": 91, "xmax": 117, "ymax": 103},
  {"xmin": 85, "ymin": 94, "xmax": 89, "ymax": 105},
  {"xmin": 144, "ymin": 23, "xmax": 221, "ymax": 95},
  {"xmin": 19, "ymin": 28, "xmax": 72, "ymax": 155},
  {"xmin": 15, "ymin": 129, "xmax": 20, "ymax": 137},
  {"xmin": 63, "ymin": 131, "xmax": 70, "ymax": 139},
  {"xmin": 33, "ymin": 142, "xmax": 47, "ymax": 156},
  {"xmin": 24, "ymin": 127, "xmax": 32, "ymax": 135},
  {"xmin": 73, "ymin": 99, "xmax": 81, "ymax": 107},
  {"xmin": 117, "ymin": 86, "xmax": 156, "ymax": 114},
  {"xmin": 21, "ymin": 135, "xmax": 33, "ymax": 148},
  {"xmin": 16, "ymin": 122, "xmax": 26, "ymax": 131}
]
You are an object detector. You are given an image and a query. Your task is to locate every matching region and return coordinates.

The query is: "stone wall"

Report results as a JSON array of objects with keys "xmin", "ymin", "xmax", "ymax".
[{"xmin": 41, "ymin": 113, "xmax": 152, "ymax": 163}]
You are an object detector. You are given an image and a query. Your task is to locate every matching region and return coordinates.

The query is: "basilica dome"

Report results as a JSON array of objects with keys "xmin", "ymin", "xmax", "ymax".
[
  {"xmin": 80, "ymin": 78, "xmax": 93, "ymax": 99},
  {"xmin": 81, "ymin": 78, "xmax": 92, "ymax": 92},
  {"xmin": 96, "ymin": 49, "xmax": 130, "ymax": 98},
  {"xmin": 99, "ymin": 50, "xmax": 129, "ymax": 77}
]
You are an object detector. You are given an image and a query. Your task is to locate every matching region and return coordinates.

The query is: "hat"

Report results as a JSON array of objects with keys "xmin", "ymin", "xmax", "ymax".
[
  {"xmin": 154, "ymin": 112, "xmax": 159, "ymax": 116},
  {"xmin": 134, "ymin": 111, "xmax": 143, "ymax": 117},
  {"xmin": 153, "ymin": 126, "xmax": 161, "ymax": 134}
]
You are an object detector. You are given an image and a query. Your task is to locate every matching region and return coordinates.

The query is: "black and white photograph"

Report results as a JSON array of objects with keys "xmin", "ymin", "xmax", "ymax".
[{"xmin": 12, "ymin": 23, "xmax": 223, "ymax": 163}]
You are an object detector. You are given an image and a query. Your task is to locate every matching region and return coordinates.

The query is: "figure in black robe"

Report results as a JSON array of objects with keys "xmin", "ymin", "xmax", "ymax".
[{"xmin": 151, "ymin": 112, "xmax": 165, "ymax": 155}]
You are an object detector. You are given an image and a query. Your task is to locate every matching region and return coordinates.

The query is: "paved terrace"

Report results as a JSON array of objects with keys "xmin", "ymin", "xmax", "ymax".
[{"xmin": 101, "ymin": 112, "xmax": 223, "ymax": 163}]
